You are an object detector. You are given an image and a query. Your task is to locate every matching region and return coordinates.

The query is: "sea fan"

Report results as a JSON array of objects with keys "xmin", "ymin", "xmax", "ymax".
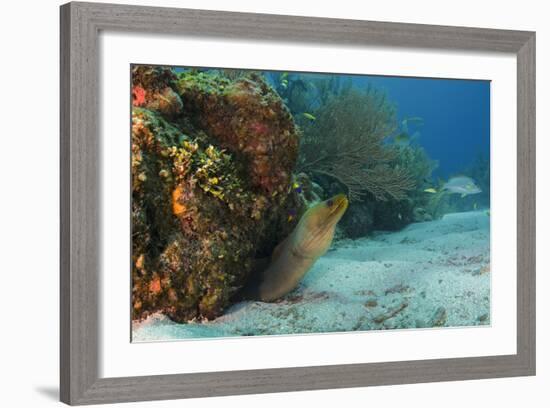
[{"xmin": 298, "ymin": 85, "xmax": 415, "ymax": 201}]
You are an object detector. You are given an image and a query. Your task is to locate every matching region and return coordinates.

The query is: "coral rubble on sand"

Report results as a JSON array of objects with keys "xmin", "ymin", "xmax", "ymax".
[{"xmin": 131, "ymin": 66, "xmax": 303, "ymax": 322}]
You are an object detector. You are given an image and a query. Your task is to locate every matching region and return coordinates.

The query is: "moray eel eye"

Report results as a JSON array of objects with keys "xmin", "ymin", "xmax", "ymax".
[{"xmin": 326, "ymin": 199, "xmax": 334, "ymax": 207}]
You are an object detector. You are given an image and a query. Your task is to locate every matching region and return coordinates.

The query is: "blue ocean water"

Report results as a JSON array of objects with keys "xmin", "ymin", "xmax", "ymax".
[
  {"xmin": 273, "ymin": 71, "xmax": 491, "ymax": 180},
  {"xmin": 354, "ymin": 75, "xmax": 490, "ymax": 180}
]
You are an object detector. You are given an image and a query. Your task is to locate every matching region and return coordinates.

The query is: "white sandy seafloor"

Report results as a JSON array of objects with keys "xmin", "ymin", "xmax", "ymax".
[{"xmin": 133, "ymin": 210, "xmax": 491, "ymax": 342}]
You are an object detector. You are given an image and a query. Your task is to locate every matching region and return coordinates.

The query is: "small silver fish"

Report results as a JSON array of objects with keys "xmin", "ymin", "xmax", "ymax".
[
  {"xmin": 401, "ymin": 116, "xmax": 424, "ymax": 133},
  {"xmin": 442, "ymin": 176, "xmax": 482, "ymax": 196}
]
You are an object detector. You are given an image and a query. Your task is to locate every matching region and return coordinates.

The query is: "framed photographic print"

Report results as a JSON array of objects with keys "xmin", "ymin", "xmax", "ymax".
[{"xmin": 60, "ymin": 1, "xmax": 536, "ymax": 405}]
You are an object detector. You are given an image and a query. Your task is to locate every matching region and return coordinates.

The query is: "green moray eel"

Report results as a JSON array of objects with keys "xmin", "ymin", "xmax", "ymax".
[{"xmin": 241, "ymin": 194, "xmax": 349, "ymax": 302}]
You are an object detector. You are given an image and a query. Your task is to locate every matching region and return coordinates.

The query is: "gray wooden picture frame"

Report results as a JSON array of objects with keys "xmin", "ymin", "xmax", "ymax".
[{"xmin": 60, "ymin": 1, "xmax": 536, "ymax": 405}]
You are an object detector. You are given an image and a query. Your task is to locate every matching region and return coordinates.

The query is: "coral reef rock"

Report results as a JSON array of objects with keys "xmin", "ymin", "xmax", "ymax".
[
  {"xmin": 176, "ymin": 71, "xmax": 298, "ymax": 195},
  {"xmin": 339, "ymin": 201, "xmax": 375, "ymax": 238},
  {"xmin": 372, "ymin": 198, "xmax": 414, "ymax": 231},
  {"xmin": 131, "ymin": 66, "xmax": 302, "ymax": 322}
]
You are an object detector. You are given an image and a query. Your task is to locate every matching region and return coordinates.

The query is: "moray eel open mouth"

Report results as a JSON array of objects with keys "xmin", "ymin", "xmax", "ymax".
[
  {"xmin": 323, "ymin": 193, "xmax": 349, "ymax": 226},
  {"xmin": 327, "ymin": 193, "xmax": 349, "ymax": 215}
]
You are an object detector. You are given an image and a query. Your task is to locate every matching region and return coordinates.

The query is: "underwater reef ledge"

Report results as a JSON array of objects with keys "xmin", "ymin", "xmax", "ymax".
[{"xmin": 131, "ymin": 66, "xmax": 304, "ymax": 322}]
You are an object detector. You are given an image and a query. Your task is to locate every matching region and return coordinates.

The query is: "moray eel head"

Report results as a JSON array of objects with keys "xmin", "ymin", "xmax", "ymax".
[
  {"xmin": 293, "ymin": 193, "xmax": 349, "ymax": 259},
  {"xmin": 238, "ymin": 194, "xmax": 348, "ymax": 302}
]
